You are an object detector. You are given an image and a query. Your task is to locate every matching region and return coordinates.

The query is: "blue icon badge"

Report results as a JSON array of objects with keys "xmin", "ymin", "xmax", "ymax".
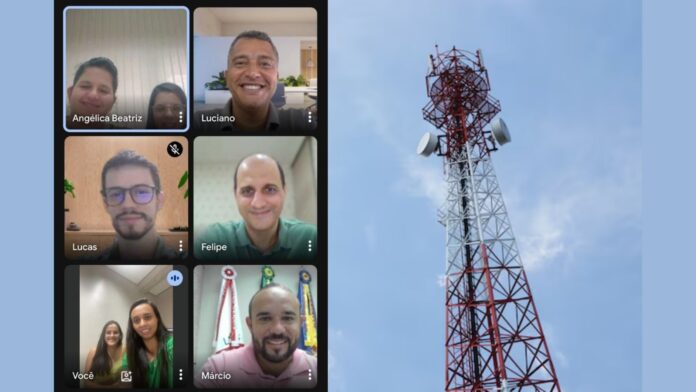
[{"xmin": 167, "ymin": 270, "xmax": 183, "ymax": 287}]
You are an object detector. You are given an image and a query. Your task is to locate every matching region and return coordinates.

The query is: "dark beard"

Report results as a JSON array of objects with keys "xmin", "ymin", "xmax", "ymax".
[
  {"xmin": 113, "ymin": 211, "xmax": 154, "ymax": 240},
  {"xmin": 254, "ymin": 334, "xmax": 298, "ymax": 363}
]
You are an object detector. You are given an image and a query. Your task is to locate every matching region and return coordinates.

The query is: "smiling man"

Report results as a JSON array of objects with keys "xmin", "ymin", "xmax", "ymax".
[
  {"xmin": 195, "ymin": 154, "xmax": 316, "ymax": 262},
  {"xmin": 194, "ymin": 30, "xmax": 315, "ymax": 131},
  {"xmin": 93, "ymin": 150, "xmax": 182, "ymax": 261},
  {"xmin": 66, "ymin": 57, "xmax": 120, "ymax": 129},
  {"xmin": 196, "ymin": 284, "xmax": 317, "ymax": 389}
]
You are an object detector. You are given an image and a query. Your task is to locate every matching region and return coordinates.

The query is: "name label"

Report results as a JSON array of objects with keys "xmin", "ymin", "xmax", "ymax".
[
  {"xmin": 201, "ymin": 372, "xmax": 231, "ymax": 380},
  {"xmin": 201, "ymin": 243, "xmax": 227, "ymax": 252},
  {"xmin": 73, "ymin": 243, "xmax": 98, "ymax": 251},
  {"xmin": 72, "ymin": 114, "xmax": 143, "ymax": 124},
  {"xmin": 201, "ymin": 114, "xmax": 235, "ymax": 123},
  {"xmin": 72, "ymin": 372, "xmax": 94, "ymax": 380}
]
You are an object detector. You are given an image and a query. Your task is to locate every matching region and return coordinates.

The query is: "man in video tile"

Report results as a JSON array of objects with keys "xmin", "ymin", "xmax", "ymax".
[
  {"xmin": 196, "ymin": 284, "xmax": 317, "ymax": 389},
  {"xmin": 95, "ymin": 150, "xmax": 181, "ymax": 261},
  {"xmin": 196, "ymin": 154, "xmax": 316, "ymax": 262},
  {"xmin": 194, "ymin": 30, "xmax": 315, "ymax": 131},
  {"xmin": 66, "ymin": 57, "xmax": 120, "ymax": 129}
]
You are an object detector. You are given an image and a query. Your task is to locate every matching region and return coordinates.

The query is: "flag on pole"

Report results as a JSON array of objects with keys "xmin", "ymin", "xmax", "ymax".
[
  {"xmin": 213, "ymin": 266, "xmax": 244, "ymax": 352},
  {"xmin": 297, "ymin": 269, "xmax": 318, "ymax": 356},
  {"xmin": 260, "ymin": 265, "xmax": 275, "ymax": 288}
]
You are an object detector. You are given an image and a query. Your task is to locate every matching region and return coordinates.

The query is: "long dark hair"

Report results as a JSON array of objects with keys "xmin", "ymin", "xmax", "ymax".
[
  {"xmin": 145, "ymin": 82, "xmax": 186, "ymax": 129},
  {"xmin": 126, "ymin": 299, "xmax": 171, "ymax": 388},
  {"xmin": 90, "ymin": 320, "xmax": 123, "ymax": 375}
]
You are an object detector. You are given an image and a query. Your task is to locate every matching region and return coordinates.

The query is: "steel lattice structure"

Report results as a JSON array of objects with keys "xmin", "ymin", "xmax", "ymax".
[{"xmin": 422, "ymin": 46, "xmax": 561, "ymax": 392}]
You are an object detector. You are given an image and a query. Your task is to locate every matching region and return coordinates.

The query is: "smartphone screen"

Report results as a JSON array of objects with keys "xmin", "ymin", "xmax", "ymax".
[{"xmin": 55, "ymin": 1, "xmax": 327, "ymax": 390}]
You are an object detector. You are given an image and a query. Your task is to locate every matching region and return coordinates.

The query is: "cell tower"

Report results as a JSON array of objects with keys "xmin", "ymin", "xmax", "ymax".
[{"xmin": 417, "ymin": 46, "xmax": 561, "ymax": 392}]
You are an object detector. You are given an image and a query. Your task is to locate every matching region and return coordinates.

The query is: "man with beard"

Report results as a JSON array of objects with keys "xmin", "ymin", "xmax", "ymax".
[
  {"xmin": 195, "ymin": 284, "xmax": 317, "ymax": 388},
  {"xmin": 94, "ymin": 150, "xmax": 181, "ymax": 261}
]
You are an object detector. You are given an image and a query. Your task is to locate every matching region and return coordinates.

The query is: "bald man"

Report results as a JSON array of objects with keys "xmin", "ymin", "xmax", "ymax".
[
  {"xmin": 195, "ymin": 284, "xmax": 318, "ymax": 388},
  {"xmin": 195, "ymin": 154, "xmax": 316, "ymax": 262}
]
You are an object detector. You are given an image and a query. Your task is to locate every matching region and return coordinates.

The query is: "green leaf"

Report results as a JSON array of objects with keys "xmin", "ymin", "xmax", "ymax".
[
  {"xmin": 64, "ymin": 178, "xmax": 76, "ymax": 198},
  {"xmin": 297, "ymin": 75, "xmax": 307, "ymax": 86},
  {"xmin": 184, "ymin": 189, "xmax": 189, "ymax": 199},
  {"xmin": 178, "ymin": 170, "xmax": 188, "ymax": 188}
]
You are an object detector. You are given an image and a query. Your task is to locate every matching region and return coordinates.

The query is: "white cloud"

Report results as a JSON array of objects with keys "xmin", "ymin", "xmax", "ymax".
[
  {"xmin": 555, "ymin": 349, "xmax": 569, "ymax": 368},
  {"xmin": 541, "ymin": 322, "xmax": 569, "ymax": 371},
  {"xmin": 436, "ymin": 274, "xmax": 447, "ymax": 288},
  {"xmin": 397, "ymin": 155, "xmax": 446, "ymax": 209},
  {"xmin": 340, "ymin": 84, "xmax": 447, "ymax": 210},
  {"xmin": 511, "ymin": 144, "xmax": 641, "ymax": 271},
  {"xmin": 335, "ymin": 23, "xmax": 641, "ymax": 275},
  {"xmin": 516, "ymin": 197, "xmax": 571, "ymax": 271}
]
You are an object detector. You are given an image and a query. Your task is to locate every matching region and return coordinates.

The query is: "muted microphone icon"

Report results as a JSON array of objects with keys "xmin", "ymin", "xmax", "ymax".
[{"xmin": 167, "ymin": 141, "xmax": 183, "ymax": 157}]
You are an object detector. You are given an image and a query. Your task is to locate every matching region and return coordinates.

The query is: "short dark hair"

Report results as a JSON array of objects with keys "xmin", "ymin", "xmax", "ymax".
[
  {"xmin": 73, "ymin": 57, "xmax": 118, "ymax": 92},
  {"xmin": 233, "ymin": 154, "xmax": 286, "ymax": 191},
  {"xmin": 101, "ymin": 150, "xmax": 161, "ymax": 191},
  {"xmin": 228, "ymin": 30, "xmax": 279, "ymax": 66},
  {"xmin": 146, "ymin": 82, "xmax": 187, "ymax": 129},
  {"xmin": 248, "ymin": 283, "xmax": 295, "ymax": 316}
]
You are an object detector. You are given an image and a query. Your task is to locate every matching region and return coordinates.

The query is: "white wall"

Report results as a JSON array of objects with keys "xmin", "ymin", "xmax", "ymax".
[
  {"xmin": 222, "ymin": 22, "xmax": 316, "ymax": 37},
  {"xmin": 65, "ymin": 8, "xmax": 188, "ymax": 127},
  {"xmin": 193, "ymin": 8, "xmax": 221, "ymax": 36},
  {"xmin": 192, "ymin": 265, "xmax": 318, "ymax": 375},
  {"xmin": 292, "ymin": 137, "xmax": 318, "ymax": 224},
  {"xmin": 79, "ymin": 266, "xmax": 173, "ymax": 373}
]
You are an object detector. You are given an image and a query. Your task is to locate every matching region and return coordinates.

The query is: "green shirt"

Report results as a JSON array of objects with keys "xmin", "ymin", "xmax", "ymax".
[
  {"xmin": 92, "ymin": 357, "xmax": 123, "ymax": 386},
  {"xmin": 122, "ymin": 335, "xmax": 173, "ymax": 388},
  {"xmin": 195, "ymin": 218, "xmax": 317, "ymax": 262}
]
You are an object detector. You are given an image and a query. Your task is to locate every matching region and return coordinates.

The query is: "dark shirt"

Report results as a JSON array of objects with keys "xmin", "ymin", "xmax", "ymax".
[
  {"xmin": 95, "ymin": 236, "xmax": 184, "ymax": 261},
  {"xmin": 193, "ymin": 100, "xmax": 315, "ymax": 131}
]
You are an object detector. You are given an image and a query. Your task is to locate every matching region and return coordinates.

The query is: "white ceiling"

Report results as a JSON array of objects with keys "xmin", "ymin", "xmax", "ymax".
[
  {"xmin": 205, "ymin": 8, "xmax": 316, "ymax": 24},
  {"xmin": 107, "ymin": 265, "xmax": 156, "ymax": 284},
  {"xmin": 106, "ymin": 265, "xmax": 172, "ymax": 296},
  {"xmin": 193, "ymin": 136, "xmax": 306, "ymax": 165}
]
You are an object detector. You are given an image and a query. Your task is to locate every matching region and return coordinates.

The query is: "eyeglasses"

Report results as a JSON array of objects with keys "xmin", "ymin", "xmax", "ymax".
[
  {"xmin": 101, "ymin": 185, "xmax": 159, "ymax": 206},
  {"xmin": 152, "ymin": 104, "xmax": 184, "ymax": 114}
]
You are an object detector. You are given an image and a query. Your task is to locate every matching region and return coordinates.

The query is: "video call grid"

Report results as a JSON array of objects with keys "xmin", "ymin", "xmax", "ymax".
[{"xmin": 56, "ymin": 1, "xmax": 328, "ymax": 390}]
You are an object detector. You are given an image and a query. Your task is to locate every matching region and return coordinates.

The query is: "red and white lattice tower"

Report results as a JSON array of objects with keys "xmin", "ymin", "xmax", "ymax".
[{"xmin": 418, "ymin": 46, "xmax": 561, "ymax": 392}]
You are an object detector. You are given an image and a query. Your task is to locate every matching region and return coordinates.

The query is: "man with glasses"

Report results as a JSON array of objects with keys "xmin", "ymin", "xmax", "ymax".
[{"xmin": 94, "ymin": 150, "xmax": 181, "ymax": 261}]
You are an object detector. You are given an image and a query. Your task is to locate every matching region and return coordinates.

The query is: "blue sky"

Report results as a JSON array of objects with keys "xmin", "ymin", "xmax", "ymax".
[{"xmin": 328, "ymin": 1, "xmax": 640, "ymax": 391}]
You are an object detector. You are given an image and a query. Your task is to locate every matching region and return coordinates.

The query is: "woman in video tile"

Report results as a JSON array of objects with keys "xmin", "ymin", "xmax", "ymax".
[
  {"xmin": 66, "ymin": 57, "xmax": 121, "ymax": 129},
  {"xmin": 146, "ymin": 82, "xmax": 187, "ymax": 129},
  {"xmin": 83, "ymin": 320, "xmax": 124, "ymax": 388},
  {"xmin": 123, "ymin": 299, "xmax": 173, "ymax": 388}
]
